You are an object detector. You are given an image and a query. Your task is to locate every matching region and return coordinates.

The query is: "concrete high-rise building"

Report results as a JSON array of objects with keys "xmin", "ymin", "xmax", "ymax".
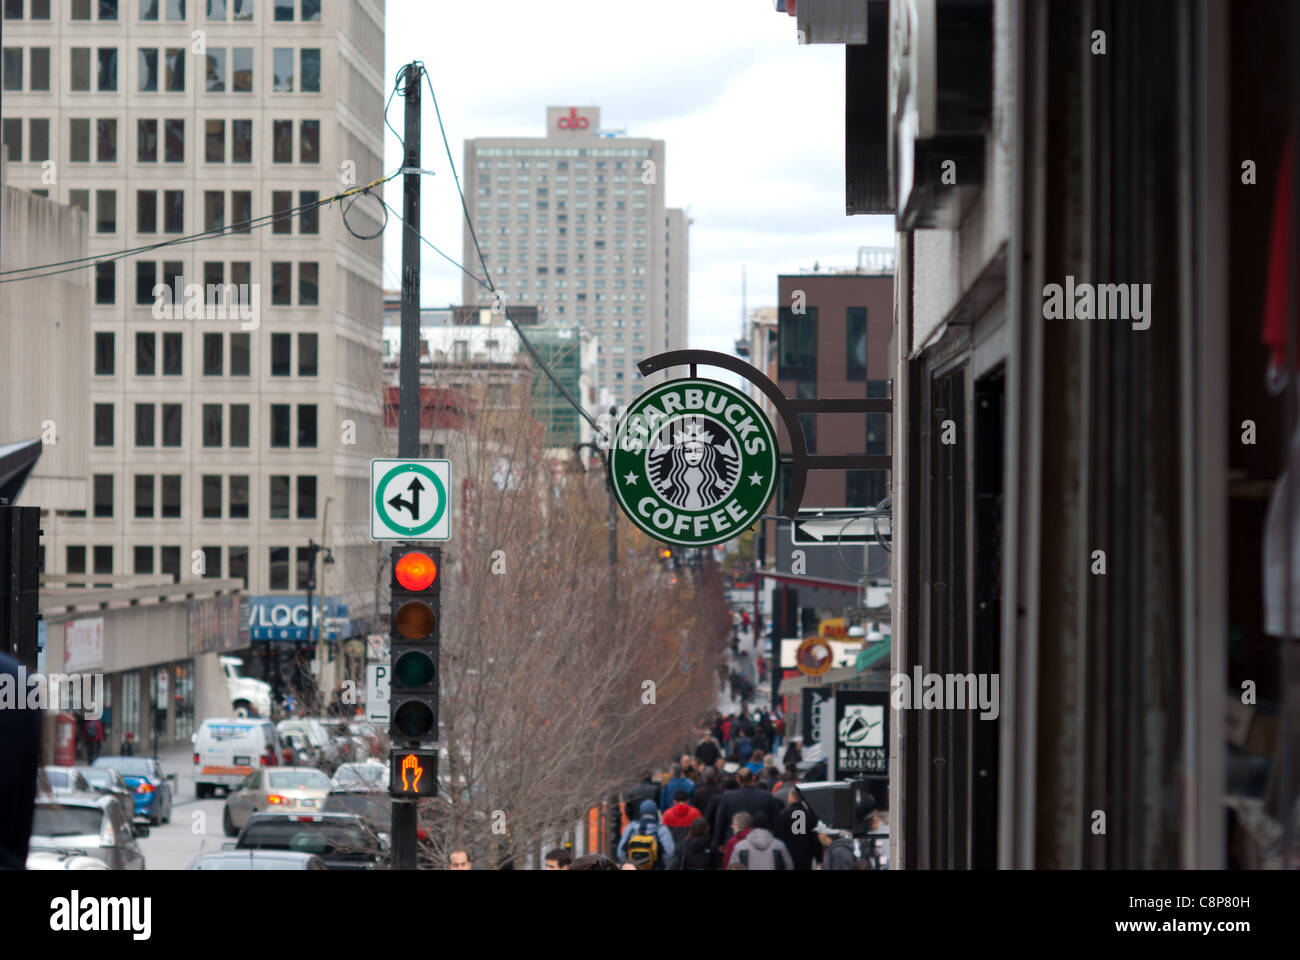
[
  {"xmin": 1, "ymin": 0, "xmax": 387, "ymax": 677},
  {"xmin": 461, "ymin": 106, "xmax": 689, "ymax": 411}
]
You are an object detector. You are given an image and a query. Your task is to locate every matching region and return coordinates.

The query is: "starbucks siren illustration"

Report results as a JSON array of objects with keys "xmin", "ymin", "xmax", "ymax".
[{"xmin": 610, "ymin": 379, "xmax": 778, "ymax": 547}]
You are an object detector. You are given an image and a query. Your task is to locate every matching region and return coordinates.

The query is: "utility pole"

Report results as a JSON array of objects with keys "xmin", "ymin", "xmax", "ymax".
[{"xmin": 392, "ymin": 60, "xmax": 423, "ymax": 871}]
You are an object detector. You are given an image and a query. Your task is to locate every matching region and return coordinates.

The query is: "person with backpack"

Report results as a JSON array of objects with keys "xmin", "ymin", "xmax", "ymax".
[
  {"xmin": 730, "ymin": 812, "xmax": 794, "ymax": 870},
  {"xmin": 82, "ymin": 715, "xmax": 104, "ymax": 764},
  {"xmin": 616, "ymin": 799, "xmax": 675, "ymax": 870},
  {"xmin": 669, "ymin": 817, "xmax": 719, "ymax": 870}
]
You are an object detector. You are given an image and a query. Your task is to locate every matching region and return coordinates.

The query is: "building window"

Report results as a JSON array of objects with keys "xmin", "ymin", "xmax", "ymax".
[
  {"xmin": 232, "ymin": 47, "xmax": 252, "ymax": 91},
  {"xmin": 269, "ymin": 547, "xmax": 289, "ymax": 590},
  {"xmin": 140, "ymin": 0, "xmax": 158, "ymax": 20},
  {"xmin": 92, "ymin": 546, "xmax": 113, "ymax": 583},
  {"xmin": 93, "ymin": 474, "xmax": 113, "ymax": 517},
  {"xmin": 298, "ymin": 333, "xmax": 317, "ymax": 376},
  {"xmin": 847, "ymin": 306, "xmax": 867, "ymax": 380},
  {"xmin": 295, "ymin": 547, "xmax": 313, "ymax": 589},
  {"xmin": 297, "ymin": 405, "xmax": 316, "ymax": 447},
  {"xmin": 272, "ymin": 120, "xmax": 292, "ymax": 162},
  {"xmin": 137, "ymin": 190, "xmax": 157, "ymax": 232},
  {"xmin": 231, "ymin": 332, "xmax": 250, "ymax": 375},
  {"xmin": 229, "ymin": 475, "xmax": 249, "ymax": 519},
  {"xmin": 135, "ymin": 262, "xmax": 156, "ymax": 304},
  {"xmin": 164, "ymin": 48, "xmax": 184, "ymax": 91},
  {"xmin": 298, "ymin": 191, "xmax": 318, "ymax": 233},
  {"xmin": 270, "ymin": 332, "xmax": 291, "ymax": 374},
  {"xmin": 66, "ymin": 546, "xmax": 87, "ymax": 580},
  {"xmin": 137, "ymin": 118, "xmax": 157, "ymax": 162},
  {"xmin": 202, "ymin": 403, "xmax": 222, "ymax": 447},
  {"xmin": 230, "ymin": 403, "xmax": 250, "ymax": 446},
  {"xmin": 202, "ymin": 546, "xmax": 220, "ymax": 579},
  {"xmin": 204, "ymin": 190, "xmax": 224, "ymax": 231},
  {"xmin": 164, "ymin": 118, "xmax": 183, "ymax": 161},
  {"xmin": 162, "ymin": 402, "xmax": 182, "ymax": 446},
  {"xmin": 231, "ymin": 190, "xmax": 251, "ymax": 232},
  {"xmin": 160, "ymin": 545, "xmax": 180, "ymax": 583},
  {"xmin": 164, "ymin": 190, "xmax": 183, "ymax": 232},
  {"xmin": 298, "ymin": 262, "xmax": 318, "ymax": 305},
  {"xmin": 270, "ymin": 404, "xmax": 290, "ymax": 447},
  {"xmin": 867, "ymin": 379, "xmax": 889, "ymax": 398},
  {"xmin": 270, "ymin": 263, "xmax": 291, "ymax": 305},
  {"xmin": 271, "ymin": 190, "xmax": 292, "ymax": 233},
  {"xmin": 94, "ymin": 404, "xmax": 114, "ymax": 446},
  {"xmin": 778, "ymin": 305, "xmax": 818, "ymax": 380},
  {"xmin": 205, "ymin": 119, "xmax": 224, "ymax": 162},
  {"xmin": 272, "ymin": 47, "xmax": 292, "ymax": 91},
  {"xmin": 135, "ymin": 403, "xmax": 155, "ymax": 446},
  {"xmin": 269, "ymin": 475, "xmax": 290, "ymax": 518},
  {"xmin": 1, "ymin": 118, "xmax": 20, "ymax": 162},
  {"xmin": 203, "ymin": 333, "xmax": 223, "ymax": 375},
  {"xmin": 301, "ymin": 48, "xmax": 320, "ymax": 92},
  {"xmin": 202, "ymin": 475, "xmax": 221, "ymax": 518},
  {"xmin": 867, "ymin": 413, "xmax": 887, "ymax": 456},
  {"xmin": 232, "ymin": 118, "xmax": 251, "ymax": 161},
  {"xmin": 161, "ymin": 475, "xmax": 181, "ymax": 518},
  {"xmin": 69, "ymin": 118, "xmax": 89, "ymax": 162},
  {"xmin": 139, "ymin": 48, "xmax": 158, "ymax": 90},
  {"xmin": 846, "ymin": 470, "xmax": 886, "ymax": 508},
  {"xmin": 133, "ymin": 545, "xmax": 153, "ymax": 575},
  {"xmin": 300, "ymin": 120, "xmax": 319, "ymax": 163},
  {"xmin": 297, "ymin": 475, "xmax": 316, "ymax": 518},
  {"xmin": 94, "ymin": 332, "xmax": 115, "ymax": 375},
  {"xmin": 96, "ymin": 190, "xmax": 116, "ymax": 232},
  {"xmin": 162, "ymin": 332, "xmax": 182, "ymax": 375},
  {"xmin": 134, "ymin": 474, "xmax": 154, "ymax": 518},
  {"xmin": 229, "ymin": 546, "xmax": 248, "ymax": 588},
  {"xmin": 302, "ymin": 0, "xmax": 319, "ymax": 19},
  {"xmin": 2, "ymin": 47, "xmax": 20, "ymax": 90},
  {"xmin": 97, "ymin": 48, "xmax": 117, "ymax": 91},
  {"xmin": 95, "ymin": 262, "xmax": 115, "ymax": 304},
  {"xmin": 273, "ymin": 0, "xmax": 291, "ymax": 19},
  {"xmin": 205, "ymin": 48, "xmax": 225, "ymax": 91},
  {"xmin": 71, "ymin": 47, "xmax": 90, "ymax": 91},
  {"xmin": 28, "ymin": 117, "xmax": 48, "ymax": 161},
  {"xmin": 135, "ymin": 332, "xmax": 156, "ymax": 375}
]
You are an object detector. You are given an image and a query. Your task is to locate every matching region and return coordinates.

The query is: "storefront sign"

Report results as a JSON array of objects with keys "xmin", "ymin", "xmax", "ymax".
[
  {"xmin": 801, "ymin": 686, "xmax": 831, "ymax": 748},
  {"xmin": 64, "ymin": 618, "xmax": 104, "ymax": 671},
  {"xmin": 834, "ymin": 689, "xmax": 889, "ymax": 779},
  {"xmin": 795, "ymin": 636, "xmax": 835, "ymax": 676},
  {"xmin": 248, "ymin": 596, "xmax": 352, "ymax": 642},
  {"xmin": 188, "ymin": 593, "xmax": 250, "ymax": 655}
]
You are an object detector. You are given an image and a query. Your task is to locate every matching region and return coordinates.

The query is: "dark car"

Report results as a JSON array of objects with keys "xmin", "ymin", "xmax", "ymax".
[
  {"xmin": 188, "ymin": 850, "xmax": 328, "ymax": 870},
  {"xmin": 74, "ymin": 766, "xmax": 134, "ymax": 824},
  {"xmin": 232, "ymin": 812, "xmax": 389, "ymax": 870},
  {"xmin": 93, "ymin": 755, "xmax": 175, "ymax": 825}
]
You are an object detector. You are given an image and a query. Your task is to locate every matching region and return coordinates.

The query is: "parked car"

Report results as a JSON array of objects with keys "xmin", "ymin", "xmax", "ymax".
[
  {"xmin": 321, "ymin": 789, "xmax": 393, "ymax": 843},
  {"xmin": 30, "ymin": 794, "xmax": 147, "ymax": 870},
  {"xmin": 221, "ymin": 656, "xmax": 273, "ymax": 718},
  {"xmin": 193, "ymin": 717, "xmax": 285, "ymax": 798},
  {"xmin": 277, "ymin": 719, "xmax": 341, "ymax": 773},
  {"xmin": 280, "ymin": 730, "xmax": 319, "ymax": 767},
  {"xmin": 230, "ymin": 811, "xmax": 389, "ymax": 870},
  {"xmin": 187, "ymin": 850, "xmax": 327, "ymax": 870},
  {"xmin": 317, "ymin": 719, "xmax": 364, "ymax": 764},
  {"xmin": 26, "ymin": 846, "xmax": 112, "ymax": 870},
  {"xmin": 222, "ymin": 766, "xmax": 334, "ymax": 837},
  {"xmin": 347, "ymin": 722, "xmax": 385, "ymax": 759},
  {"xmin": 73, "ymin": 766, "xmax": 134, "ymax": 824},
  {"xmin": 41, "ymin": 766, "xmax": 91, "ymax": 795},
  {"xmin": 91, "ymin": 755, "xmax": 175, "ymax": 825},
  {"xmin": 332, "ymin": 761, "xmax": 388, "ymax": 791}
]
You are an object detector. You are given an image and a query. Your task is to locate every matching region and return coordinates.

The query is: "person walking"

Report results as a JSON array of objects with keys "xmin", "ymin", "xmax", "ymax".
[
  {"xmin": 121, "ymin": 731, "xmax": 136, "ymax": 756},
  {"xmin": 692, "ymin": 766, "xmax": 723, "ymax": 817},
  {"xmin": 661, "ymin": 790, "xmax": 703, "ymax": 846},
  {"xmin": 624, "ymin": 771, "xmax": 659, "ymax": 822},
  {"xmin": 82, "ymin": 715, "xmax": 104, "ymax": 764},
  {"xmin": 711, "ymin": 768, "xmax": 784, "ymax": 844},
  {"xmin": 617, "ymin": 799, "xmax": 675, "ymax": 870},
  {"xmin": 694, "ymin": 733, "xmax": 721, "ymax": 770},
  {"xmin": 729, "ymin": 812, "xmax": 793, "ymax": 870},
  {"xmin": 776, "ymin": 786, "xmax": 824, "ymax": 870},
  {"xmin": 720, "ymin": 812, "xmax": 753, "ymax": 868},
  {"xmin": 669, "ymin": 817, "xmax": 720, "ymax": 870},
  {"xmin": 658, "ymin": 764, "xmax": 695, "ymax": 812}
]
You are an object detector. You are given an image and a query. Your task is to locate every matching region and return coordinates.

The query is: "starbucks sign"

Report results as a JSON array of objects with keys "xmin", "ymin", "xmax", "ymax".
[{"xmin": 609, "ymin": 379, "xmax": 778, "ymax": 547}]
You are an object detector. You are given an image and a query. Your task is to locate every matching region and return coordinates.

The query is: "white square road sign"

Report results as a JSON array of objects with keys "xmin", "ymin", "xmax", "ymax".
[
  {"xmin": 366, "ymin": 663, "xmax": 389, "ymax": 724},
  {"xmin": 370, "ymin": 458, "xmax": 451, "ymax": 541}
]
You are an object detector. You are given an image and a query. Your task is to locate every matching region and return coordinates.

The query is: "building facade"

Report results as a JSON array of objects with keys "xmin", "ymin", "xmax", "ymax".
[
  {"xmin": 461, "ymin": 106, "xmax": 689, "ymax": 411},
  {"xmin": 2, "ymin": 0, "xmax": 388, "ymax": 679}
]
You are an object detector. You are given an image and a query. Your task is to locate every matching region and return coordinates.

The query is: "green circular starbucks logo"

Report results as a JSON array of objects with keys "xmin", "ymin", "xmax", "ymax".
[{"xmin": 609, "ymin": 379, "xmax": 778, "ymax": 547}]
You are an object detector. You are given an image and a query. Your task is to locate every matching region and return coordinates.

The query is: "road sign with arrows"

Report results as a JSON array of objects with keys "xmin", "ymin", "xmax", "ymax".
[
  {"xmin": 791, "ymin": 507, "xmax": 891, "ymax": 546},
  {"xmin": 370, "ymin": 459, "xmax": 451, "ymax": 541}
]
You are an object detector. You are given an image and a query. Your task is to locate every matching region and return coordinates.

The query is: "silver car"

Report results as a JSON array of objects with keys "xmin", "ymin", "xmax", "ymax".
[
  {"xmin": 223, "ymin": 767, "xmax": 335, "ymax": 836},
  {"xmin": 188, "ymin": 850, "xmax": 328, "ymax": 870},
  {"xmin": 41, "ymin": 766, "xmax": 91, "ymax": 794},
  {"xmin": 73, "ymin": 766, "xmax": 134, "ymax": 825},
  {"xmin": 30, "ymin": 794, "xmax": 148, "ymax": 870}
]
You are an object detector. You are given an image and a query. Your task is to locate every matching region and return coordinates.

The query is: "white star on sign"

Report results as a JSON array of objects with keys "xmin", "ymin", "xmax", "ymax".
[
  {"xmin": 624, "ymin": 471, "xmax": 639, "ymax": 485},
  {"xmin": 749, "ymin": 472, "xmax": 764, "ymax": 485}
]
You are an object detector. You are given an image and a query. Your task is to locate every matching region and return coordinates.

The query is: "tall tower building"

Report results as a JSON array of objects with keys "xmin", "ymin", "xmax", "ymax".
[
  {"xmin": 461, "ymin": 106, "xmax": 689, "ymax": 410},
  {"xmin": 1, "ymin": 0, "xmax": 387, "ymax": 655}
]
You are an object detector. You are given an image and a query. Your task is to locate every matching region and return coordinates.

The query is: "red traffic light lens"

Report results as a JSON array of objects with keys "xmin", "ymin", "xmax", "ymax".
[
  {"xmin": 394, "ymin": 600, "xmax": 435, "ymax": 640},
  {"xmin": 395, "ymin": 551, "xmax": 437, "ymax": 591}
]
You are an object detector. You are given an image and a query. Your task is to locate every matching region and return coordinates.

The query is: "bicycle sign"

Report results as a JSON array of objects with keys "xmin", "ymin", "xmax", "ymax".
[{"xmin": 370, "ymin": 459, "xmax": 451, "ymax": 541}]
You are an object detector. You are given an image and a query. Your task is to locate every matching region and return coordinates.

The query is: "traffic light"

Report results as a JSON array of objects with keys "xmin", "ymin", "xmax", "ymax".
[
  {"xmin": 390, "ymin": 748, "xmax": 439, "ymax": 798},
  {"xmin": 389, "ymin": 545, "xmax": 439, "ymax": 743},
  {"xmin": 0, "ymin": 505, "xmax": 41, "ymax": 667}
]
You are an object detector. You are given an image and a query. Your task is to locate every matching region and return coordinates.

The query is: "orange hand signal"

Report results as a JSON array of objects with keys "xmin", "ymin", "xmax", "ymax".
[{"xmin": 401, "ymin": 753, "xmax": 423, "ymax": 793}]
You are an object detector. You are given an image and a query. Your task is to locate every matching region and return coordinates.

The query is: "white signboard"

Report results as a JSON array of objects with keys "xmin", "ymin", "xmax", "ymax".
[
  {"xmin": 64, "ymin": 618, "xmax": 104, "ymax": 671},
  {"xmin": 370, "ymin": 459, "xmax": 451, "ymax": 541},
  {"xmin": 366, "ymin": 663, "xmax": 390, "ymax": 724}
]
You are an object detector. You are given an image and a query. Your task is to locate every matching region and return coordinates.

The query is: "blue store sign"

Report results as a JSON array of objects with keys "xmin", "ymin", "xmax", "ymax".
[{"xmin": 248, "ymin": 596, "xmax": 353, "ymax": 642}]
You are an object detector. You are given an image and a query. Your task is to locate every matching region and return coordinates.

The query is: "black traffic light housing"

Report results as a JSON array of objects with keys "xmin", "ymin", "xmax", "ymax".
[
  {"xmin": 390, "ymin": 747, "xmax": 439, "ymax": 798},
  {"xmin": 0, "ymin": 505, "xmax": 42, "ymax": 668},
  {"xmin": 389, "ymin": 544, "xmax": 439, "ymax": 744}
]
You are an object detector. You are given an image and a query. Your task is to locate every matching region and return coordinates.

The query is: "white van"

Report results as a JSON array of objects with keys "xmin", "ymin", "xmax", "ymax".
[{"xmin": 193, "ymin": 718, "xmax": 283, "ymax": 798}]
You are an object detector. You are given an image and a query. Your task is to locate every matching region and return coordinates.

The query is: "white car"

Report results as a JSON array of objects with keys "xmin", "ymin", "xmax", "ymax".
[
  {"xmin": 221, "ymin": 656, "xmax": 273, "ymax": 718},
  {"xmin": 193, "ymin": 718, "xmax": 285, "ymax": 798},
  {"xmin": 333, "ymin": 761, "xmax": 389, "ymax": 790},
  {"xmin": 27, "ymin": 848, "xmax": 111, "ymax": 870}
]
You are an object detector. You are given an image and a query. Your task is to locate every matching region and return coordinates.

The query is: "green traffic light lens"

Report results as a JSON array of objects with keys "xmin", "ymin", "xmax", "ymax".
[
  {"xmin": 394, "ymin": 600, "xmax": 435, "ymax": 639},
  {"xmin": 393, "ymin": 701, "xmax": 436, "ymax": 739},
  {"xmin": 393, "ymin": 650, "xmax": 435, "ymax": 688}
]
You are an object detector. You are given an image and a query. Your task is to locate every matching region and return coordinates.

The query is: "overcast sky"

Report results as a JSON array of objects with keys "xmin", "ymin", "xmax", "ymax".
[{"xmin": 380, "ymin": 0, "xmax": 894, "ymax": 360}]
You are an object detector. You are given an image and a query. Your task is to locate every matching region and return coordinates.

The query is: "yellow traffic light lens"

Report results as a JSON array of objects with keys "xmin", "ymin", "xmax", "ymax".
[
  {"xmin": 394, "ymin": 600, "xmax": 435, "ymax": 639},
  {"xmin": 395, "ymin": 551, "xmax": 437, "ymax": 591}
]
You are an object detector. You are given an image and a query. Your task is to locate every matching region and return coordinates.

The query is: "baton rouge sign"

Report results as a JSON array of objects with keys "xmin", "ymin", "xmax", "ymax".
[{"xmin": 609, "ymin": 379, "xmax": 777, "ymax": 547}]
